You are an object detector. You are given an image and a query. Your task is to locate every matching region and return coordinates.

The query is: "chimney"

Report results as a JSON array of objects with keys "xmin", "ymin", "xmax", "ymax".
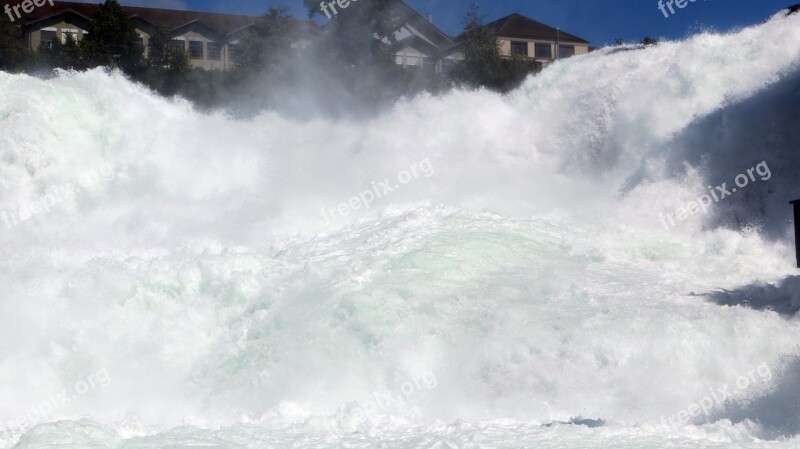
[{"xmin": 427, "ymin": 14, "xmax": 433, "ymax": 24}]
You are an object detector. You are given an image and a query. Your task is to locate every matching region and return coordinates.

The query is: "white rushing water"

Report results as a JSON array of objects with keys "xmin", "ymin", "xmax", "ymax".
[{"xmin": 1, "ymin": 9, "xmax": 800, "ymax": 449}]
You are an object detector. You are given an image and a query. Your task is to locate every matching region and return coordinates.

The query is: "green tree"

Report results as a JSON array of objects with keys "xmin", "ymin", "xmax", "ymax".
[
  {"xmin": 0, "ymin": 14, "xmax": 30, "ymax": 71},
  {"xmin": 81, "ymin": 0, "xmax": 143, "ymax": 73},
  {"xmin": 38, "ymin": 34, "xmax": 85, "ymax": 70},
  {"xmin": 135, "ymin": 25, "xmax": 189, "ymax": 96},
  {"xmin": 449, "ymin": 5, "xmax": 539, "ymax": 92},
  {"xmin": 235, "ymin": 7, "xmax": 293, "ymax": 73},
  {"xmin": 450, "ymin": 5, "xmax": 501, "ymax": 87},
  {"xmin": 304, "ymin": 0, "xmax": 403, "ymax": 65},
  {"xmin": 301, "ymin": 0, "xmax": 411, "ymax": 109},
  {"xmin": 641, "ymin": 36, "xmax": 660, "ymax": 46},
  {"xmin": 208, "ymin": 7, "xmax": 297, "ymax": 113}
]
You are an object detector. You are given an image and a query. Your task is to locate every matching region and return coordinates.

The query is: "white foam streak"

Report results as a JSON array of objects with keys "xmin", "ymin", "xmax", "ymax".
[{"xmin": 1, "ymin": 12, "xmax": 800, "ymax": 448}]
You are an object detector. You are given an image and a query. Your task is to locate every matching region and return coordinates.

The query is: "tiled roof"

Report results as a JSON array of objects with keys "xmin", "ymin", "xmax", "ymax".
[
  {"xmin": 483, "ymin": 13, "xmax": 588, "ymax": 44},
  {"xmin": 14, "ymin": 1, "xmax": 320, "ymax": 35}
]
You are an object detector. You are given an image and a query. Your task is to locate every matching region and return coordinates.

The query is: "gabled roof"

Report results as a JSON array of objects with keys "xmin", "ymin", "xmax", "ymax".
[
  {"xmin": 169, "ymin": 18, "xmax": 224, "ymax": 38},
  {"xmin": 18, "ymin": 1, "xmax": 320, "ymax": 36},
  {"xmin": 483, "ymin": 13, "xmax": 588, "ymax": 44},
  {"xmin": 390, "ymin": 1, "xmax": 454, "ymax": 50},
  {"xmin": 20, "ymin": 7, "xmax": 92, "ymax": 26},
  {"xmin": 392, "ymin": 34, "xmax": 441, "ymax": 57}
]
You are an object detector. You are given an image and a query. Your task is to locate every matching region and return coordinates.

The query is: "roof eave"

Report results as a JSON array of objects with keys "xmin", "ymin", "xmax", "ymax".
[{"xmin": 20, "ymin": 8, "xmax": 92, "ymax": 27}]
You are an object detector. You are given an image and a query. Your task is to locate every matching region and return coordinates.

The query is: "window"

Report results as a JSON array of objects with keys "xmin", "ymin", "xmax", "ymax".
[
  {"xmin": 535, "ymin": 43, "xmax": 552, "ymax": 59},
  {"xmin": 423, "ymin": 57, "xmax": 436, "ymax": 74},
  {"xmin": 511, "ymin": 41, "xmax": 528, "ymax": 57},
  {"xmin": 228, "ymin": 43, "xmax": 240, "ymax": 63},
  {"xmin": 135, "ymin": 35, "xmax": 145, "ymax": 48},
  {"xmin": 171, "ymin": 39, "xmax": 185, "ymax": 53},
  {"xmin": 147, "ymin": 40, "xmax": 157, "ymax": 56},
  {"xmin": 405, "ymin": 55, "xmax": 421, "ymax": 67},
  {"xmin": 395, "ymin": 54, "xmax": 404, "ymax": 65},
  {"xmin": 207, "ymin": 42, "xmax": 222, "ymax": 61},
  {"xmin": 558, "ymin": 45, "xmax": 575, "ymax": 58},
  {"xmin": 188, "ymin": 41, "xmax": 204, "ymax": 59},
  {"xmin": 61, "ymin": 29, "xmax": 79, "ymax": 44},
  {"xmin": 40, "ymin": 29, "xmax": 56, "ymax": 48},
  {"xmin": 441, "ymin": 58, "xmax": 455, "ymax": 73}
]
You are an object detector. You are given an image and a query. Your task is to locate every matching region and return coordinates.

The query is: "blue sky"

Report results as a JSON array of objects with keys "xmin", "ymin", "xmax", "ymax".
[{"xmin": 104, "ymin": 0, "xmax": 796, "ymax": 46}]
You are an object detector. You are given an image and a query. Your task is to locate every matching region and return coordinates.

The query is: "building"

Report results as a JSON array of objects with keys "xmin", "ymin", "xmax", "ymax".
[
  {"xmin": 446, "ymin": 13, "xmax": 590, "ymax": 65},
  {"xmin": 385, "ymin": 7, "xmax": 590, "ymax": 74},
  {"xmin": 13, "ymin": 1, "xmax": 589, "ymax": 73},
  {"xmin": 387, "ymin": 2, "xmax": 455, "ymax": 74},
  {"xmin": 15, "ymin": 1, "xmax": 320, "ymax": 71}
]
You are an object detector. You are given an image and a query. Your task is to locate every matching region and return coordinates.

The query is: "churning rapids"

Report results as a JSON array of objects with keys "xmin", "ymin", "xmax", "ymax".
[{"xmin": 2, "ymin": 9, "xmax": 800, "ymax": 449}]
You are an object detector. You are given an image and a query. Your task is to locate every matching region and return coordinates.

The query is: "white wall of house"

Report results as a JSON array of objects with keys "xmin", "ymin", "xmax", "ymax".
[
  {"xmin": 23, "ymin": 16, "xmax": 301, "ymax": 72},
  {"xmin": 171, "ymin": 30, "xmax": 226, "ymax": 71},
  {"xmin": 394, "ymin": 45, "xmax": 427, "ymax": 68},
  {"xmin": 498, "ymin": 37, "xmax": 589, "ymax": 62},
  {"xmin": 31, "ymin": 21, "xmax": 89, "ymax": 49}
]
